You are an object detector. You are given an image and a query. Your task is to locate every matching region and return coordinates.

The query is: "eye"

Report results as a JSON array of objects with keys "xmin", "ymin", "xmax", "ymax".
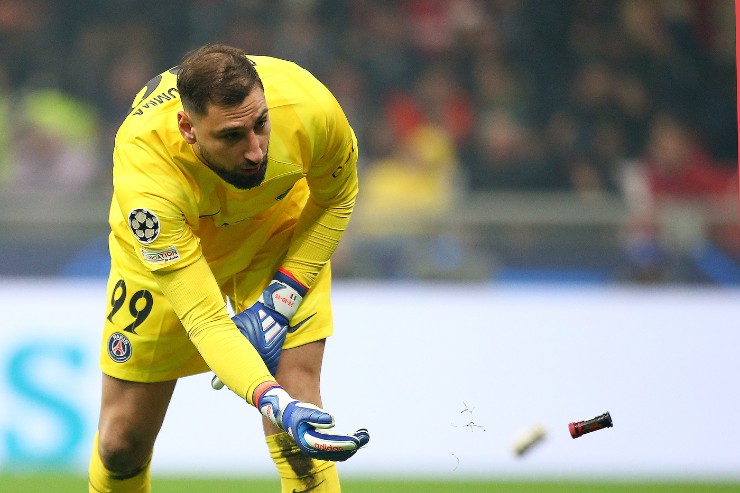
[
  {"xmin": 256, "ymin": 118, "xmax": 268, "ymax": 130},
  {"xmin": 221, "ymin": 132, "xmax": 242, "ymax": 142}
]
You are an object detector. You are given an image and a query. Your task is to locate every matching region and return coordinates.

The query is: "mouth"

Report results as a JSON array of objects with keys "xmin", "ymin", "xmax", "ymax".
[{"xmin": 239, "ymin": 160, "xmax": 266, "ymax": 175}]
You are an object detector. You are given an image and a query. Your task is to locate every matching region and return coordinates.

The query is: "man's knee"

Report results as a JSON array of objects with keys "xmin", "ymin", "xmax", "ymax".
[
  {"xmin": 95, "ymin": 375, "xmax": 175, "ymax": 474},
  {"xmin": 97, "ymin": 428, "xmax": 153, "ymax": 475}
]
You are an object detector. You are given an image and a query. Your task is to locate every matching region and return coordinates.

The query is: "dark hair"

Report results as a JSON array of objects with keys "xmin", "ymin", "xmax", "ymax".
[{"xmin": 177, "ymin": 43, "xmax": 263, "ymax": 116}]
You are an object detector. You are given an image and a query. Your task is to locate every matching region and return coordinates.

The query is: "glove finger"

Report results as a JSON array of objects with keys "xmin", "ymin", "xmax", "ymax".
[
  {"xmin": 352, "ymin": 428, "xmax": 370, "ymax": 447},
  {"xmin": 211, "ymin": 375, "xmax": 224, "ymax": 390},
  {"xmin": 291, "ymin": 403, "xmax": 335, "ymax": 429},
  {"xmin": 303, "ymin": 427, "xmax": 368, "ymax": 453},
  {"xmin": 307, "ymin": 416, "xmax": 335, "ymax": 429}
]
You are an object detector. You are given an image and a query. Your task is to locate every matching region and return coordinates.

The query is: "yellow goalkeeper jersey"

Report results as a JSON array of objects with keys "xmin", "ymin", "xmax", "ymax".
[
  {"xmin": 110, "ymin": 55, "xmax": 357, "ymax": 287},
  {"xmin": 103, "ymin": 56, "xmax": 358, "ymax": 400}
]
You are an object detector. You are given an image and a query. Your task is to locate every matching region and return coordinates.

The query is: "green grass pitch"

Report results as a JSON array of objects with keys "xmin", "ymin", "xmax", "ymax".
[{"xmin": 1, "ymin": 474, "xmax": 739, "ymax": 492}]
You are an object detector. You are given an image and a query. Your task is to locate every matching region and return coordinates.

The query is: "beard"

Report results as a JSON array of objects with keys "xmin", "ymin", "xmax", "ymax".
[{"xmin": 198, "ymin": 145, "xmax": 268, "ymax": 190}]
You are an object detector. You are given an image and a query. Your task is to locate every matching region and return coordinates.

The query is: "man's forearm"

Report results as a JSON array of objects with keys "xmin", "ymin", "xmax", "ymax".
[
  {"xmin": 281, "ymin": 194, "xmax": 355, "ymax": 287},
  {"xmin": 153, "ymin": 256, "xmax": 274, "ymax": 404}
]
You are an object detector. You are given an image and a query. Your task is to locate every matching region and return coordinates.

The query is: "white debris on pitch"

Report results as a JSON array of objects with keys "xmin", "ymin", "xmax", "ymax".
[{"xmin": 511, "ymin": 424, "xmax": 546, "ymax": 457}]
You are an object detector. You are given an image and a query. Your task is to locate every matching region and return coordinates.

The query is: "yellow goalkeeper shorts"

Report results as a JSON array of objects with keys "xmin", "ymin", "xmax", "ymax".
[{"xmin": 99, "ymin": 259, "xmax": 334, "ymax": 383}]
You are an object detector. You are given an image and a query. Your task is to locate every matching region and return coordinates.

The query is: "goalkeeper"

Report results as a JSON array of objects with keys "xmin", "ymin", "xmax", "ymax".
[{"xmin": 89, "ymin": 43, "xmax": 368, "ymax": 493}]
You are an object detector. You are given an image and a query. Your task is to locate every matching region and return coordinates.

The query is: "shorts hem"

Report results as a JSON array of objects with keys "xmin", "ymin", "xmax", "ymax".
[{"xmin": 100, "ymin": 364, "xmax": 210, "ymax": 383}]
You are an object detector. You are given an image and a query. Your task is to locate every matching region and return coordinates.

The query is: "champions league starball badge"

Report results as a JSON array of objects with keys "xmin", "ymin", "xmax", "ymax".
[{"xmin": 128, "ymin": 208, "xmax": 160, "ymax": 244}]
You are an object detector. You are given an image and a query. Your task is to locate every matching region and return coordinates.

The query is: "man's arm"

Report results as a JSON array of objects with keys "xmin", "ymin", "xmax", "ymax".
[
  {"xmin": 153, "ymin": 255, "xmax": 274, "ymax": 404},
  {"xmin": 227, "ymin": 112, "xmax": 359, "ymax": 375},
  {"xmin": 153, "ymin": 257, "xmax": 370, "ymax": 461},
  {"xmin": 253, "ymin": 382, "xmax": 369, "ymax": 462},
  {"xmin": 281, "ymin": 108, "xmax": 359, "ymax": 288}
]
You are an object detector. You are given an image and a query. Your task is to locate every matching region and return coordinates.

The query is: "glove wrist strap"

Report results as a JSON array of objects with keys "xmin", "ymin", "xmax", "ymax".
[
  {"xmin": 253, "ymin": 381, "xmax": 279, "ymax": 406},
  {"xmin": 275, "ymin": 268, "xmax": 308, "ymax": 294},
  {"xmin": 256, "ymin": 383, "xmax": 295, "ymax": 430},
  {"xmin": 259, "ymin": 269, "xmax": 308, "ymax": 321}
]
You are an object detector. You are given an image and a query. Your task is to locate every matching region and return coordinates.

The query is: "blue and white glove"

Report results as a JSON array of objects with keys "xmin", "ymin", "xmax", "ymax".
[
  {"xmin": 212, "ymin": 269, "xmax": 308, "ymax": 389},
  {"xmin": 233, "ymin": 269, "xmax": 308, "ymax": 374},
  {"xmin": 257, "ymin": 384, "xmax": 370, "ymax": 462}
]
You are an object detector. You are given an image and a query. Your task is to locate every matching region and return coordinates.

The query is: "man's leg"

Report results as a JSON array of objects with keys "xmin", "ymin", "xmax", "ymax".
[
  {"xmin": 264, "ymin": 339, "xmax": 341, "ymax": 493},
  {"xmin": 89, "ymin": 374, "xmax": 177, "ymax": 493}
]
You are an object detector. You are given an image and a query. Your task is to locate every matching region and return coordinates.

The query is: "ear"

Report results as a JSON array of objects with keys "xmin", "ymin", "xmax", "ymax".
[{"xmin": 177, "ymin": 111, "xmax": 197, "ymax": 144}]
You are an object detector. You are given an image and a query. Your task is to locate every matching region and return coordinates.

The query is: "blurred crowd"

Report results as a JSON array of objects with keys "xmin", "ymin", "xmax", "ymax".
[{"xmin": 0, "ymin": 0, "xmax": 737, "ymax": 282}]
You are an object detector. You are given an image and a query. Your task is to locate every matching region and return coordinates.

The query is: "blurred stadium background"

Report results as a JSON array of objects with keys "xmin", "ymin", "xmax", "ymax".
[{"xmin": 1, "ymin": 0, "xmax": 739, "ymax": 491}]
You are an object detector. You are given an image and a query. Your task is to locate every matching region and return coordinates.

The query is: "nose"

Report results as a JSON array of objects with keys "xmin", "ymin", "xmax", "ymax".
[{"xmin": 244, "ymin": 132, "xmax": 264, "ymax": 163}]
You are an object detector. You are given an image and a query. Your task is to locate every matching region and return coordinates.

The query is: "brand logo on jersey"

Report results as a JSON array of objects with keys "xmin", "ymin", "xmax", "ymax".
[
  {"xmin": 107, "ymin": 332, "xmax": 132, "ymax": 363},
  {"xmin": 332, "ymin": 141, "xmax": 355, "ymax": 178},
  {"xmin": 133, "ymin": 88, "xmax": 179, "ymax": 116},
  {"xmin": 129, "ymin": 67, "xmax": 180, "ymax": 116},
  {"xmin": 275, "ymin": 186, "xmax": 294, "ymax": 201},
  {"xmin": 141, "ymin": 246, "xmax": 180, "ymax": 264},
  {"xmin": 128, "ymin": 208, "xmax": 160, "ymax": 244}
]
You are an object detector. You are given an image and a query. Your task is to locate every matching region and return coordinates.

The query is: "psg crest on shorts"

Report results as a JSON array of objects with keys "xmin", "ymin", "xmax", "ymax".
[
  {"xmin": 108, "ymin": 332, "xmax": 132, "ymax": 363},
  {"xmin": 128, "ymin": 208, "xmax": 160, "ymax": 244}
]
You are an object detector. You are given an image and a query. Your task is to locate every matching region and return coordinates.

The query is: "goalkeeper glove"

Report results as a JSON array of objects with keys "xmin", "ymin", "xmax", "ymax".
[
  {"xmin": 211, "ymin": 269, "xmax": 307, "ymax": 389},
  {"xmin": 256, "ymin": 383, "xmax": 370, "ymax": 462},
  {"xmin": 233, "ymin": 269, "xmax": 308, "ymax": 375}
]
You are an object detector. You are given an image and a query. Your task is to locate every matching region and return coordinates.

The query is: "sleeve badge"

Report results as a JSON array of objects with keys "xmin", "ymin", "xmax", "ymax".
[{"xmin": 128, "ymin": 208, "xmax": 161, "ymax": 244}]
